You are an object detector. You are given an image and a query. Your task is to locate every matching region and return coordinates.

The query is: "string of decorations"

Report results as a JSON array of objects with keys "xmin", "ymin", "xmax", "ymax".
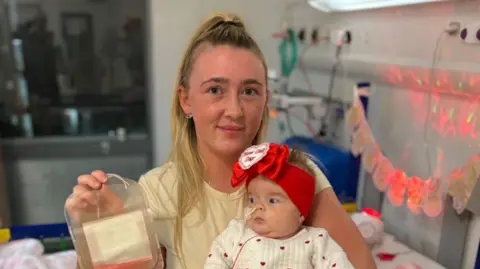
[{"xmin": 346, "ymin": 89, "xmax": 480, "ymax": 217}]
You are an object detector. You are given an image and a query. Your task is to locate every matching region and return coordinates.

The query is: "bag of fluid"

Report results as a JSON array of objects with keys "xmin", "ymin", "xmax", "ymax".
[{"xmin": 65, "ymin": 174, "xmax": 162, "ymax": 269}]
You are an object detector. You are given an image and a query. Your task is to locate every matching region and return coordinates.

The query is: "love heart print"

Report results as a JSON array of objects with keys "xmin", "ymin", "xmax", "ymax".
[{"xmin": 239, "ymin": 143, "xmax": 270, "ymax": 170}]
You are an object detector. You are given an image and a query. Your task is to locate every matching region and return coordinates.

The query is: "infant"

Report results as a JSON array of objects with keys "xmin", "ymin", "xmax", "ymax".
[{"xmin": 204, "ymin": 143, "xmax": 355, "ymax": 269}]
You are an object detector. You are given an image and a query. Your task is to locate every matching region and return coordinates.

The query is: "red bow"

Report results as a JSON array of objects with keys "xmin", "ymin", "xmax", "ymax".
[{"xmin": 231, "ymin": 144, "xmax": 290, "ymax": 187}]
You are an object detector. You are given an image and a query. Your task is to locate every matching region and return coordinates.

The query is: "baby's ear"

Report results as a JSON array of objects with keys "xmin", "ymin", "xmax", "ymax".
[{"xmin": 299, "ymin": 215, "xmax": 305, "ymax": 224}]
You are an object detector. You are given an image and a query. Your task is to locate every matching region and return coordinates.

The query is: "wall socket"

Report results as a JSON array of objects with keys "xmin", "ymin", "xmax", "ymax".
[{"xmin": 460, "ymin": 22, "xmax": 480, "ymax": 45}]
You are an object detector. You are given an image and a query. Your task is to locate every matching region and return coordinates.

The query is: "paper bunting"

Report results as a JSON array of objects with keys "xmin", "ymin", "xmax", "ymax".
[
  {"xmin": 372, "ymin": 155, "xmax": 394, "ymax": 192},
  {"xmin": 351, "ymin": 122, "xmax": 374, "ymax": 157},
  {"xmin": 362, "ymin": 143, "xmax": 382, "ymax": 174},
  {"xmin": 407, "ymin": 176, "xmax": 425, "ymax": 215},
  {"xmin": 387, "ymin": 170, "xmax": 407, "ymax": 207},
  {"xmin": 345, "ymin": 97, "xmax": 365, "ymax": 134},
  {"xmin": 346, "ymin": 89, "xmax": 480, "ymax": 217},
  {"xmin": 422, "ymin": 177, "xmax": 445, "ymax": 218},
  {"xmin": 447, "ymin": 157, "xmax": 480, "ymax": 214}
]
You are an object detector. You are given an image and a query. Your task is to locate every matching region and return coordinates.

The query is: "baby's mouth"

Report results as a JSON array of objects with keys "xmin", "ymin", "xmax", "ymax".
[{"xmin": 253, "ymin": 216, "xmax": 265, "ymax": 223}]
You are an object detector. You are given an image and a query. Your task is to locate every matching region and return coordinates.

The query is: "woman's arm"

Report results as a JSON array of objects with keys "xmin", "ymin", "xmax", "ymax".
[{"xmin": 306, "ymin": 188, "xmax": 377, "ymax": 269}]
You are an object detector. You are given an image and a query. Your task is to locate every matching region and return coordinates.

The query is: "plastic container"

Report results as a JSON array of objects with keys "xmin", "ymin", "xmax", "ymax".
[
  {"xmin": 351, "ymin": 208, "xmax": 384, "ymax": 247},
  {"xmin": 65, "ymin": 174, "xmax": 162, "ymax": 269}
]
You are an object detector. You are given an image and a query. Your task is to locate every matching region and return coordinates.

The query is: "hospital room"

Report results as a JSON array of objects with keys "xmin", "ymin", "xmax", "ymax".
[{"xmin": 1, "ymin": 0, "xmax": 480, "ymax": 268}]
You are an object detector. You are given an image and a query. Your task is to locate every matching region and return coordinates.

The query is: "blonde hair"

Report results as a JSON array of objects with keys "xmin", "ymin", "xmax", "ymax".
[
  {"xmin": 288, "ymin": 149, "xmax": 317, "ymax": 177},
  {"xmin": 169, "ymin": 13, "xmax": 269, "ymax": 266}
]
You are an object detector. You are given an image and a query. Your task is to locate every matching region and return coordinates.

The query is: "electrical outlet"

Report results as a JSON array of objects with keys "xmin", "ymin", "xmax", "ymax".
[
  {"xmin": 311, "ymin": 27, "xmax": 319, "ymax": 45},
  {"xmin": 330, "ymin": 29, "xmax": 352, "ymax": 45},
  {"xmin": 297, "ymin": 27, "xmax": 307, "ymax": 43},
  {"xmin": 460, "ymin": 22, "xmax": 480, "ymax": 45},
  {"xmin": 445, "ymin": 20, "xmax": 462, "ymax": 35}
]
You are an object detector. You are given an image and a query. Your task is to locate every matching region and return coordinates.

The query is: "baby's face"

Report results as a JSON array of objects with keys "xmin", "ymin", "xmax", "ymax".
[{"xmin": 246, "ymin": 176, "xmax": 304, "ymax": 239}]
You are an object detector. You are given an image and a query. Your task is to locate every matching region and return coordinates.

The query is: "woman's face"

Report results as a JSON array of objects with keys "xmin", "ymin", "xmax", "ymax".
[{"xmin": 180, "ymin": 45, "xmax": 267, "ymax": 158}]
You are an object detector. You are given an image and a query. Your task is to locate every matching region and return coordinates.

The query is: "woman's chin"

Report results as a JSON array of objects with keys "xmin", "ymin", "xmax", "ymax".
[{"xmin": 213, "ymin": 140, "xmax": 250, "ymax": 156}]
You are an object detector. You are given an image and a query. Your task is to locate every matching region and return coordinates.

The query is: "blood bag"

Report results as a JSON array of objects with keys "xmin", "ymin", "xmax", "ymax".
[{"xmin": 65, "ymin": 174, "xmax": 162, "ymax": 269}]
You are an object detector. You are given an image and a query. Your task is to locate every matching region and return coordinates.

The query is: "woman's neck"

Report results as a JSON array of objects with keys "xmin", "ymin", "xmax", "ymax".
[{"xmin": 198, "ymin": 144, "xmax": 241, "ymax": 193}]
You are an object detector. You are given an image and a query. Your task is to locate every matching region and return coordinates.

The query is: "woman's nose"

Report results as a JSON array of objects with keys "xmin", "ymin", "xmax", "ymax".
[{"xmin": 224, "ymin": 93, "xmax": 244, "ymax": 118}]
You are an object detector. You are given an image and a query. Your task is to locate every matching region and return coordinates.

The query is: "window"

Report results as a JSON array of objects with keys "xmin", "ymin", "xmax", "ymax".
[{"xmin": 0, "ymin": 0, "xmax": 148, "ymax": 138}]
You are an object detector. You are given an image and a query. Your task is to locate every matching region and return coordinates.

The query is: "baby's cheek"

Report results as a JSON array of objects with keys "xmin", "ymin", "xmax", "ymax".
[
  {"xmin": 277, "ymin": 216, "xmax": 302, "ymax": 234},
  {"xmin": 245, "ymin": 218, "xmax": 256, "ymax": 230}
]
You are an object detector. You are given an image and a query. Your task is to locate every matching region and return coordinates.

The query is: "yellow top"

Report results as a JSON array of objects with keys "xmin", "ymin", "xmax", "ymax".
[
  {"xmin": 139, "ymin": 159, "xmax": 331, "ymax": 269},
  {"xmin": 0, "ymin": 228, "xmax": 11, "ymax": 244}
]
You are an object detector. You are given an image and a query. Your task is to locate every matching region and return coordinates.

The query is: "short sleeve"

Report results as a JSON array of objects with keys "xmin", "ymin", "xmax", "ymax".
[
  {"xmin": 305, "ymin": 158, "xmax": 332, "ymax": 194},
  {"xmin": 138, "ymin": 163, "xmax": 179, "ymax": 248},
  {"xmin": 138, "ymin": 163, "xmax": 178, "ymax": 220}
]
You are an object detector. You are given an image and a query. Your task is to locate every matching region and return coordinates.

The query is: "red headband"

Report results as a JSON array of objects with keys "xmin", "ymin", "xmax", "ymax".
[{"xmin": 231, "ymin": 143, "xmax": 316, "ymax": 218}]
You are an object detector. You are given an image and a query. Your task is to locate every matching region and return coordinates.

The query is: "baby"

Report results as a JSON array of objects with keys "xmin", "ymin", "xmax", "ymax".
[{"xmin": 204, "ymin": 143, "xmax": 355, "ymax": 269}]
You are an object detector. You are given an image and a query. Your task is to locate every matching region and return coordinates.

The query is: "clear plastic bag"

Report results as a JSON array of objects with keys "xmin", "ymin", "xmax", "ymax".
[{"xmin": 65, "ymin": 174, "xmax": 162, "ymax": 269}]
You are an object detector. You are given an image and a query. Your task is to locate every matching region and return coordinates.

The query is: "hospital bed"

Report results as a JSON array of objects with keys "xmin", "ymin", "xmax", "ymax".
[{"xmin": 373, "ymin": 234, "xmax": 446, "ymax": 269}]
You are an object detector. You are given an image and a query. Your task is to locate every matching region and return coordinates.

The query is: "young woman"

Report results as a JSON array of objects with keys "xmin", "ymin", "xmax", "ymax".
[{"xmin": 66, "ymin": 13, "xmax": 376, "ymax": 269}]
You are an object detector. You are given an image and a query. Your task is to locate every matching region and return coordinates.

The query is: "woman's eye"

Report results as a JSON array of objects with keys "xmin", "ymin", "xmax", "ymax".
[
  {"xmin": 243, "ymin": 88, "xmax": 258, "ymax": 96},
  {"xmin": 268, "ymin": 198, "xmax": 279, "ymax": 204},
  {"xmin": 208, "ymin": 87, "xmax": 221, "ymax": 95}
]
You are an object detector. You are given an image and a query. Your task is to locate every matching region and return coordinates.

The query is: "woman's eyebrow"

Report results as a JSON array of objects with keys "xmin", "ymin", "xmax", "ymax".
[
  {"xmin": 201, "ymin": 77, "xmax": 228, "ymax": 86},
  {"xmin": 200, "ymin": 77, "xmax": 263, "ymax": 86},
  {"xmin": 242, "ymin": 79, "xmax": 263, "ymax": 86}
]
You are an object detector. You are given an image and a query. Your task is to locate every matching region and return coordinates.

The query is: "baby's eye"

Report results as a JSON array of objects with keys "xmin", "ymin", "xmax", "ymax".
[
  {"xmin": 248, "ymin": 196, "xmax": 256, "ymax": 204},
  {"xmin": 268, "ymin": 198, "xmax": 279, "ymax": 204}
]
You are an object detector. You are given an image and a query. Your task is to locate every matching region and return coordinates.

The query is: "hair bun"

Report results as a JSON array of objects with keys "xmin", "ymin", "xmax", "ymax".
[{"xmin": 202, "ymin": 13, "xmax": 246, "ymax": 33}]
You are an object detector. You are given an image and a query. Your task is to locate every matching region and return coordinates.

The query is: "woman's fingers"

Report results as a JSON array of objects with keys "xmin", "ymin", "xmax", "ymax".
[
  {"xmin": 67, "ymin": 171, "xmax": 125, "ymax": 222},
  {"xmin": 78, "ymin": 174, "xmax": 102, "ymax": 190},
  {"xmin": 91, "ymin": 170, "xmax": 108, "ymax": 184},
  {"xmin": 73, "ymin": 184, "xmax": 98, "ymax": 205}
]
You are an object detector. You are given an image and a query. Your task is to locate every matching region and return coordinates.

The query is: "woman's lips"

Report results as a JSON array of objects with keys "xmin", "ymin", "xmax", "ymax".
[{"xmin": 218, "ymin": 125, "xmax": 245, "ymax": 135}]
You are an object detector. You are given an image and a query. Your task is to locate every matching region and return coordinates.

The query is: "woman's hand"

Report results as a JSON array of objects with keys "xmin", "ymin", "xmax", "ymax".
[{"xmin": 65, "ymin": 170, "xmax": 123, "ymax": 222}]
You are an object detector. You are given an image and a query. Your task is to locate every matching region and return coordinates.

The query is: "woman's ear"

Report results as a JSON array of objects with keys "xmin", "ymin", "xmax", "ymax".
[
  {"xmin": 178, "ymin": 87, "xmax": 191, "ymax": 115},
  {"xmin": 299, "ymin": 215, "xmax": 305, "ymax": 224}
]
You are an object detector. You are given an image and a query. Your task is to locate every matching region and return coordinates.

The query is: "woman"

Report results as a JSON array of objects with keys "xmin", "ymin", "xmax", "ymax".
[{"xmin": 66, "ymin": 13, "xmax": 376, "ymax": 269}]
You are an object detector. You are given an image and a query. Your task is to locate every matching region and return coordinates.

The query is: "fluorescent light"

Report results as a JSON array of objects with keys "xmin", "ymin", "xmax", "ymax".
[
  {"xmin": 308, "ymin": 0, "xmax": 446, "ymax": 12},
  {"xmin": 307, "ymin": 0, "xmax": 332, "ymax": 12}
]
